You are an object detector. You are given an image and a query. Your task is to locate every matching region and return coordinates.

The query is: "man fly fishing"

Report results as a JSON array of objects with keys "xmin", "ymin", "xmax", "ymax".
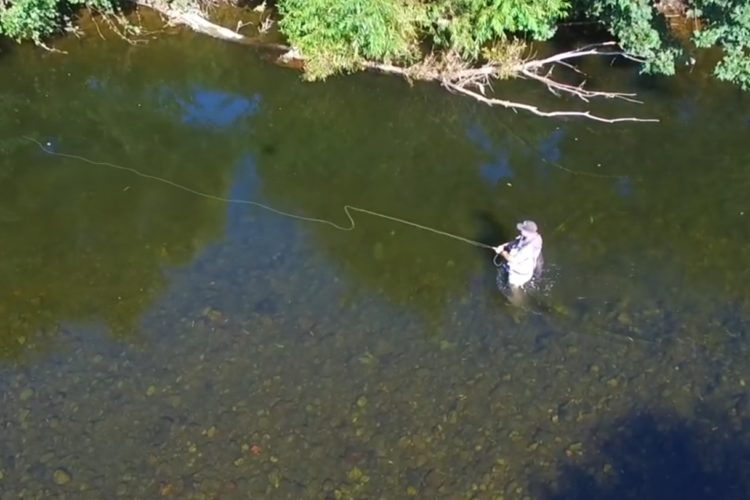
[{"xmin": 493, "ymin": 220, "xmax": 543, "ymax": 303}]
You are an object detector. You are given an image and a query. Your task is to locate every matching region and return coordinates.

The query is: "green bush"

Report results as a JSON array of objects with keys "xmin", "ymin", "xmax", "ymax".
[
  {"xmin": 277, "ymin": 0, "xmax": 571, "ymax": 79},
  {"xmin": 425, "ymin": 0, "xmax": 569, "ymax": 58},
  {"xmin": 691, "ymin": 0, "xmax": 750, "ymax": 89},
  {"xmin": 575, "ymin": 0, "xmax": 750, "ymax": 89},
  {"xmin": 277, "ymin": 0, "xmax": 422, "ymax": 80},
  {"xmin": 576, "ymin": 0, "xmax": 680, "ymax": 75},
  {"xmin": 0, "ymin": 0, "xmax": 119, "ymax": 42},
  {"xmin": 1, "ymin": 0, "xmax": 62, "ymax": 41}
]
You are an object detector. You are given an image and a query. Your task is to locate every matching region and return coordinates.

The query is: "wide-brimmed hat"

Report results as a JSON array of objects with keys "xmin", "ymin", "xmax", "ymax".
[{"xmin": 516, "ymin": 220, "xmax": 538, "ymax": 233}]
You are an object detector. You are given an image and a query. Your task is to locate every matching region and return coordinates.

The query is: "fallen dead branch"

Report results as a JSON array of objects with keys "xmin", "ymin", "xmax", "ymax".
[
  {"xmin": 138, "ymin": 1, "xmax": 246, "ymax": 41},
  {"xmin": 135, "ymin": 0, "xmax": 288, "ymax": 50},
  {"xmin": 444, "ymin": 82, "xmax": 653, "ymax": 123},
  {"xmin": 38, "ymin": 42, "xmax": 68, "ymax": 54}
]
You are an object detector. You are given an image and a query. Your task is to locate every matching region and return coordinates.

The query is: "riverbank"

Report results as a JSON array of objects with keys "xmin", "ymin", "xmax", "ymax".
[
  {"xmin": 17, "ymin": 2, "xmax": 666, "ymax": 123},
  {"xmin": 3, "ymin": 0, "xmax": 748, "ymax": 124}
]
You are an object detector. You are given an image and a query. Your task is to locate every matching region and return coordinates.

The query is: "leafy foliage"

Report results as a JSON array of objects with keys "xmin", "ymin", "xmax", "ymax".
[
  {"xmin": 576, "ymin": 0, "xmax": 750, "ymax": 88},
  {"xmin": 277, "ymin": 0, "xmax": 568, "ymax": 79},
  {"xmin": 691, "ymin": 0, "xmax": 750, "ymax": 89},
  {"xmin": 425, "ymin": 0, "xmax": 569, "ymax": 58},
  {"xmin": 277, "ymin": 0, "xmax": 422, "ymax": 80},
  {"xmin": 577, "ymin": 0, "xmax": 681, "ymax": 75},
  {"xmin": 1, "ymin": 0, "xmax": 63, "ymax": 41},
  {"xmin": 0, "ymin": 0, "xmax": 118, "ymax": 42}
]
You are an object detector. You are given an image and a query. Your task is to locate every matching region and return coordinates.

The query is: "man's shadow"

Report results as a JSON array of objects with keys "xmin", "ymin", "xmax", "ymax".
[
  {"xmin": 474, "ymin": 210, "xmax": 512, "ymax": 251},
  {"xmin": 473, "ymin": 210, "xmax": 513, "ymax": 295}
]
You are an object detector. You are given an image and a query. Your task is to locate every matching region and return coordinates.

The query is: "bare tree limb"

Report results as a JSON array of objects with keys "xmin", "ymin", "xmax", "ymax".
[
  {"xmin": 102, "ymin": 13, "xmax": 145, "ymax": 45},
  {"xmin": 91, "ymin": 14, "xmax": 107, "ymax": 40},
  {"xmin": 235, "ymin": 20, "xmax": 254, "ymax": 33},
  {"xmin": 518, "ymin": 67, "xmax": 644, "ymax": 104},
  {"xmin": 37, "ymin": 42, "xmax": 68, "ymax": 54},
  {"xmin": 444, "ymin": 82, "xmax": 657, "ymax": 123}
]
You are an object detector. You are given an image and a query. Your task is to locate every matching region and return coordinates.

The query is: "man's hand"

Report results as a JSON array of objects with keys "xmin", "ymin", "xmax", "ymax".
[{"xmin": 494, "ymin": 244, "xmax": 506, "ymax": 254}]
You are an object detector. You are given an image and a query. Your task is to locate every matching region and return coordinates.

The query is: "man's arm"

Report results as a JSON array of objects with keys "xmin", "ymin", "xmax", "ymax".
[
  {"xmin": 494, "ymin": 237, "xmax": 518, "ymax": 254},
  {"xmin": 493, "ymin": 242, "xmax": 513, "ymax": 261}
]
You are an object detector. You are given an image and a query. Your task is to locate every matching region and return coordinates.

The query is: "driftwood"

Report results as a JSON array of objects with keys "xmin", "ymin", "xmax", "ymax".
[
  {"xmin": 134, "ymin": 0, "xmax": 287, "ymax": 50},
  {"xmin": 133, "ymin": 1, "xmax": 658, "ymax": 123}
]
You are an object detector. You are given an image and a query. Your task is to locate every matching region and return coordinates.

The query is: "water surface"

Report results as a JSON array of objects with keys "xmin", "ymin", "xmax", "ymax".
[{"xmin": 1, "ymin": 29, "xmax": 749, "ymax": 499}]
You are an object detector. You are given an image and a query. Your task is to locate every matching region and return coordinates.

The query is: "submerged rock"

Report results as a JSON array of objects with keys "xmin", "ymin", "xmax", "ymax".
[
  {"xmin": 53, "ymin": 468, "xmax": 72, "ymax": 485},
  {"xmin": 19, "ymin": 388, "xmax": 35, "ymax": 401}
]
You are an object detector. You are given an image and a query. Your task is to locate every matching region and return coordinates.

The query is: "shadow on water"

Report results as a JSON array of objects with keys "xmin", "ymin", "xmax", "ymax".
[
  {"xmin": 474, "ymin": 209, "xmax": 512, "ymax": 246},
  {"xmin": 0, "ymin": 44, "xmax": 259, "ymax": 360},
  {"xmin": 473, "ymin": 210, "xmax": 513, "ymax": 293},
  {"xmin": 540, "ymin": 411, "xmax": 750, "ymax": 500}
]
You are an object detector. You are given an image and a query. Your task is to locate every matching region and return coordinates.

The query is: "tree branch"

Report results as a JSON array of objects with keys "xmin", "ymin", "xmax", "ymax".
[
  {"xmin": 443, "ymin": 81, "xmax": 657, "ymax": 123},
  {"xmin": 37, "ymin": 42, "xmax": 68, "ymax": 54},
  {"xmin": 518, "ymin": 67, "xmax": 644, "ymax": 104}
]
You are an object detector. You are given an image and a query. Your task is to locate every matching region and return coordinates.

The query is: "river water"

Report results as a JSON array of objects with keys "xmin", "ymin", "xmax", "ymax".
[{"xmin": 1, "ymin": 27, "xmax": 749, "ymax": 499}]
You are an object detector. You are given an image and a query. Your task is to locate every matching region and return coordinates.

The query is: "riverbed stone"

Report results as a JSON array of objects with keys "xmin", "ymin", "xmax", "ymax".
[
  {"xmin": 53, "ymin": 468, "xmax": 72, "ymax": 485},
  {"xmin": 19, "ymin": 388, "xmax": 34, "ymax": 401}
]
